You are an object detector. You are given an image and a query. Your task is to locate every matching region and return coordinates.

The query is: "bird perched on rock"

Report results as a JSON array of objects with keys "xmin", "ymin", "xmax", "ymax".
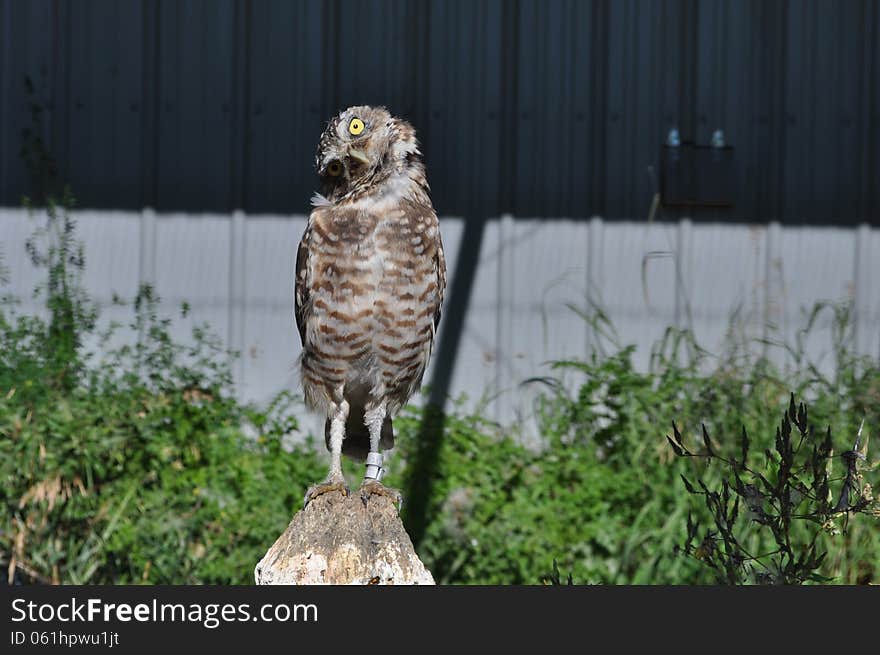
[{"xmin": 295, "ymin": 106, "xmax": 446, "ymax": 507}]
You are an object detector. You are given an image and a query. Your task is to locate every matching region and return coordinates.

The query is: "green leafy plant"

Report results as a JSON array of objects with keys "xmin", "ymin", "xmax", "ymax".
[
  {"xmin": 0, "ymin": 79, "xmax": 327, "ymax": 583},
  {"xmin": 386, "ymin": 307, "xmax": 878, "ymax": 585}
]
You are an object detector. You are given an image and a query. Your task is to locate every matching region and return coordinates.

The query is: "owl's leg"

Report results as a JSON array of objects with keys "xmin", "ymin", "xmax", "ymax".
[
  {"xmin": 363, "ymin": 402, "xmax": 387, "ymax": 481},
  {"xmin": 327, "ymin": 399, "xmax": 349, "ymax": 481},
  {"xmin": 360, "ymin": 402, "xmax": 403, "ymax": 509},
  {"xmin": 304, "ymin": 398, "xmax": 350, "ymax": 508}
]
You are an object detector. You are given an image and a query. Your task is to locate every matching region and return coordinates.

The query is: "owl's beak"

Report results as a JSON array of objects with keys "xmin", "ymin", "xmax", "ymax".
[{"xmin": 347, "ymin": 148, "xmax": 371, "ymax": 166}]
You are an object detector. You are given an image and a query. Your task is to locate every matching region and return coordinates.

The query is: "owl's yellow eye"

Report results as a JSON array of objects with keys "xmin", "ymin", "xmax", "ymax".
[
  {"xmin": 327, "ymin": 161, "xmax": 342, "ymax": 177},
  {"xmin": 348, "ymin": 118, "xmax": 365, "ymax": 135}
]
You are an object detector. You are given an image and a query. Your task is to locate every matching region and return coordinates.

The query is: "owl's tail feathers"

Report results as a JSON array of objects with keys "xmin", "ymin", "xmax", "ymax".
[{"xmin": 324, "ymin": 404, "xmax": 394, "ymax": 462}]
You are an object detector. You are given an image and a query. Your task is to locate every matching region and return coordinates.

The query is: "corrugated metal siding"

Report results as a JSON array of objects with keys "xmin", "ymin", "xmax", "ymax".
[{"xmin": 0, "ymin": 0, "xmax": 878, "ymax": 223}]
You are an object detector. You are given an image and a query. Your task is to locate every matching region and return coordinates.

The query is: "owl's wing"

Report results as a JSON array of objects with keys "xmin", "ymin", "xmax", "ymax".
[
  {"xmin": 407, "ymin": 203, "xmax": 446, "ymax": 353},
  {"xmin": 434, "ymin": 227, "xmax": 446, "ymax": 334},
  {"xmin": 294, "ymin": 216, "xmax": 315, "ymax": 346}
]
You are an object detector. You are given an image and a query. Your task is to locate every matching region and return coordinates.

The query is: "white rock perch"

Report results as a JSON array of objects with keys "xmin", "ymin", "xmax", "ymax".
[{"xmin": 254, "ymin": 490, "xmax": 435, "ymax": 585}]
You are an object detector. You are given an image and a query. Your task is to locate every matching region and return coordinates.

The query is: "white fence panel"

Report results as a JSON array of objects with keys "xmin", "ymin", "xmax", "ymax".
[{"xmin": 2, "ymin": 207, "xmax": 878, "ymax": 431}]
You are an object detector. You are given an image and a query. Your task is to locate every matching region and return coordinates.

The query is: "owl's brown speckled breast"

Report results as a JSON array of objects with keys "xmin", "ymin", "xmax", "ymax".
[{"xmin": 299, "ymin": 192, "xmax": 443, "ymax": 415}]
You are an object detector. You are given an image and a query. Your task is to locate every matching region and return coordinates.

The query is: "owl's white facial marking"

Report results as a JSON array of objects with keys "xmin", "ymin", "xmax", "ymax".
[{"xmin": 310, "ymin": 192, "xmax": 332, "ymax": 207}]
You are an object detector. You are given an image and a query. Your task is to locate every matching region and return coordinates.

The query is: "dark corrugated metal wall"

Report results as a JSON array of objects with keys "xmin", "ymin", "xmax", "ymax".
[{"xmin": 1, "ymin": 0, "xmax": 878, "ymax": 223}]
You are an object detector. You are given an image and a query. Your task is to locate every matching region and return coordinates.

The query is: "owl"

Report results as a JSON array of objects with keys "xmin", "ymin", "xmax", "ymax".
[{"xmin": 295, "ymin": 106, "xmax": 446, "ymax": 507}]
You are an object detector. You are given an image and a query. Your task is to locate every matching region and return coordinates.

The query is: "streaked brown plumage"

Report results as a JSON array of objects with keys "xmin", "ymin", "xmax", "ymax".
[{"xmin": 295, "ymin": 105, "xmax": 445, "ymax": 505}]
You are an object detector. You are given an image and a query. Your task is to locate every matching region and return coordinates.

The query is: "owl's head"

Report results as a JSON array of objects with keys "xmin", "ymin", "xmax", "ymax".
[{"xmin": 314, "ymin": 105, "xmax": 425, "ymax": 203}]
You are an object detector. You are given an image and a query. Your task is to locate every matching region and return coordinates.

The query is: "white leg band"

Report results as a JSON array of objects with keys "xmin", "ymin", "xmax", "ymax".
[{"xmin": 364, "ymin": 452, "xmax": 384, "ymax": 481}]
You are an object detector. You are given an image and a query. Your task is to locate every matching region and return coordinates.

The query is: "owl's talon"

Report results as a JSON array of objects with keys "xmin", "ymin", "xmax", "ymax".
[
  {"xmin": 359, "ymin": 479, "xmax": 404, "ymax": 512},
  {"xmin": 303, "ymin": 479, "xmax": 350, "ymax": 509}
]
